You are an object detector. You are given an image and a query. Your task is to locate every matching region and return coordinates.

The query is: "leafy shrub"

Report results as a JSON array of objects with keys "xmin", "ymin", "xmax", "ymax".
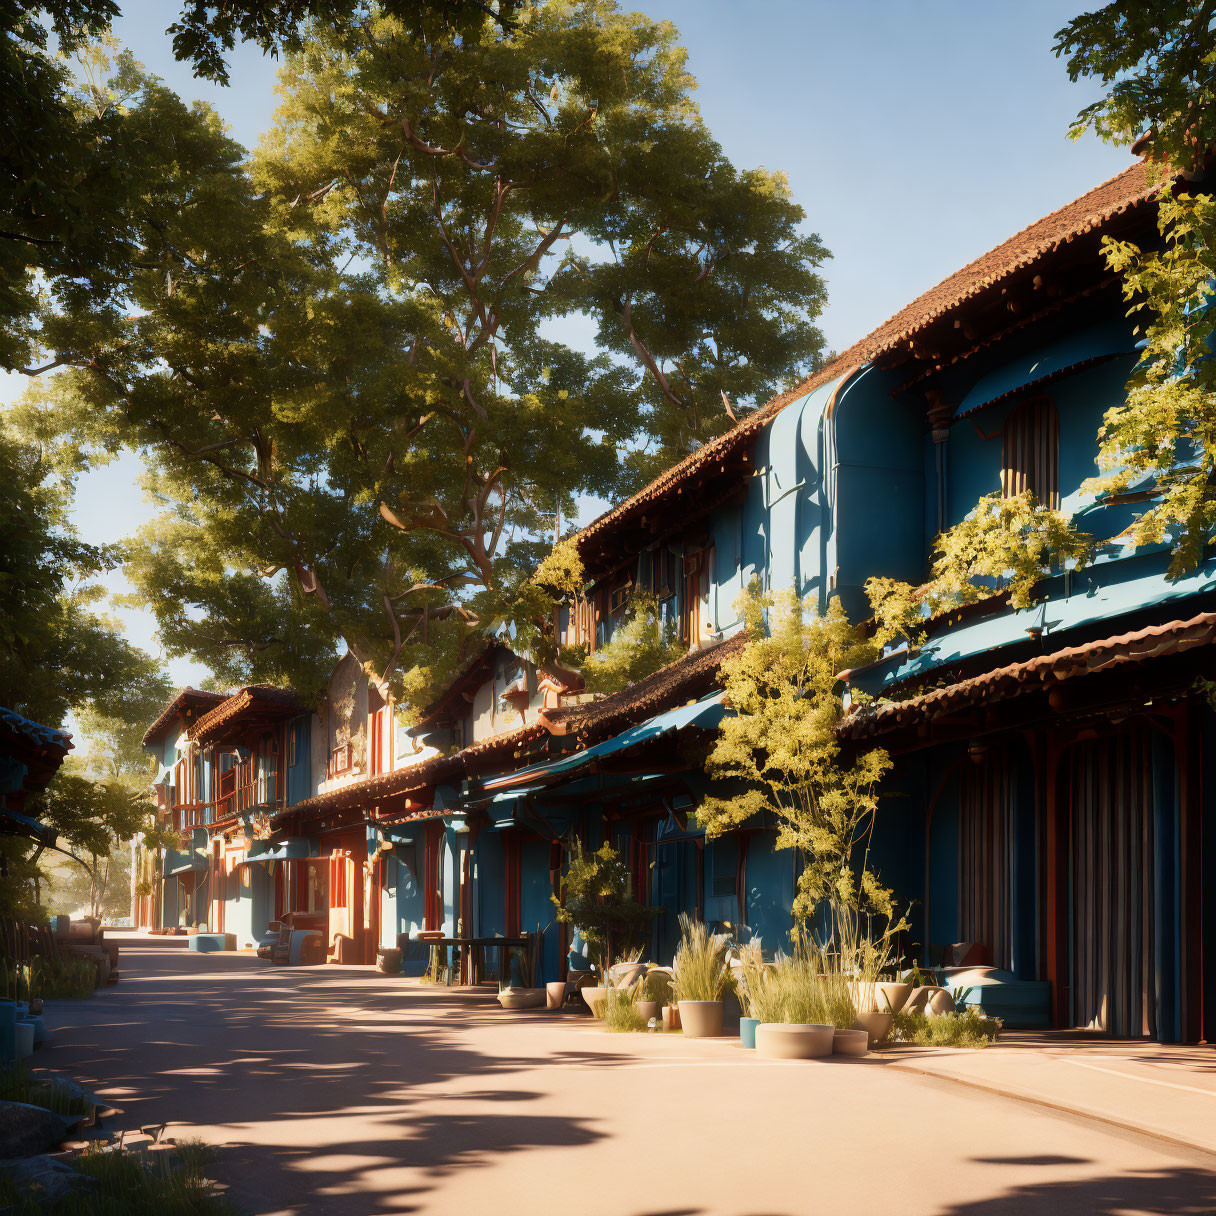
[{"xmin": 892, "ymin": 1007, "xmax": 1002, "ymax": 1048}]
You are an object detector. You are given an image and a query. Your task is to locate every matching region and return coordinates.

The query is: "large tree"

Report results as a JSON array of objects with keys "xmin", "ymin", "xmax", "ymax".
[{"xmin": 25, "ymin": 4, "xmax": 828, "ymax": 705}]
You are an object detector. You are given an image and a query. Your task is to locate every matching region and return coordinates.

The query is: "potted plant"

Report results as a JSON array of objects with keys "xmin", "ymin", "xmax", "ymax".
[
  {"xmin": 672, "ymin": 914, "xmax": 730, "ymax": 1038},
  {"xmin": 635, "ymin": 968, "xmax": 671, "ymax": 1026},
  {"xmin": 751, "ymin": 937, "xmax": 837, "ymax": 1060},
  {"xmin": 552, "ymin": 842, "xmax": 656, "ymax": 1016}
]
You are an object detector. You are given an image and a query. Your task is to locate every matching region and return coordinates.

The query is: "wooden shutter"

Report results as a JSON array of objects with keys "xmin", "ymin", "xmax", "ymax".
[{"xmin": 1001, "ymin": 396, "xmax": 1060, "ymax": 508}]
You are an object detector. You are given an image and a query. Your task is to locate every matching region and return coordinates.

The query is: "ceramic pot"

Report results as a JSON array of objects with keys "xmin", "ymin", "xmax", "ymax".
[
  {"xmin": 546, "ymin": 981, "xmax": 567, "ymax": 1010},
  {"xmin": 875, "ymin": 982, "xmax": 913, "ymax": 1014},
  {"xmin": 497, "ymin": 987, "xmax": 546, "ymax": 1010},
  {"xmin": 582, "ymin": 985, "xmax": 608, "ymax": 1017},
  {"xmin": 662, "ymin": 1003, "xmax": 682, "ymax": 1032},
  {"xmin": 754, "ymin": 1023, "xmax": 834, "ymax": 1060},
  {"xmin": 678, "ymin": 1000, "xmax": 724, "ymax": 1039},
  {"xmin": 635, "ymin": 1000, "xmax": 661, "ymax": 1025},
  {"xmin": 376, "ymin": 947, "xmax": 402, "ymax": 975},
  {"xmin": 921, "ymin": 986, "xmax": 955, "ymax": 1017},
  {"xmin": 14, "ymin": 1020, "xmax": 34, "ymax": 1060},
  {"xmin": 739, "ymin": 1016, "xmax": 760, "ymax": 1049},
  {"xmin": 608, "ymin": 962, "xmax": 648, "ymax": 989},
  {"xmin": 855, "ymin": 1011, "xmax": 893, "ymax": 1047},
  {"xmin": 833, "ymin": 1027, "xmax": 869, "ymax": 1057}
]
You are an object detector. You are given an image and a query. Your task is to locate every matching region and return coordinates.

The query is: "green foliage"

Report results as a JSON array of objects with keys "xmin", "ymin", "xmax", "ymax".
[
  {"xmin": 866, "ymin": 493, "xmax": 1096, "ymax": 648},
  {"xmin": 1055, "ymin": 1, "xmax": 1216, "ymax": 173},
  {"xmin": 0, "ymin": 1136, "xmax": 239, "ymax": 1215},
  {"xmin": 699, "ymin": 582, "xmax": 893, "ymax": 924},
  {"xmin": 551, "ymin": 841, "xmax": 656, "ymax": 974},
  {"xmin": 582, "ymin": 594, "xmax": 687, "ymax": 695},
  {"xmin": 1056, "ymin": 4, "xmax": 1216, "ymax": 575},
  {"xmin": 601, "ymin": 984, "xmax": 648, "ymax": 1033},
  {"xmin": 0, "ymin": 1068, "xmax": 96, "ymax": 1118},
  {"xmin": 671, "ymin": 913, "xmax": 730, "ymax": 1002},
  {"xmin": 24, "ymin": 1, "xmax": 828, "ymax": 704},
  {"xmin": 642, "ymin": 968, "xmax": 672, "ymax": 1005},
  {"xmin": 0, "ymin": 955, "xmax": 98, "ymax": 1003},
  {"xmin": 891, "ymin": 1006, "xmax": 1002, "ymax": 1048},
  {"xmin": 1083, "ymin": 189, "xmax": 1216, "ymax": 575}
]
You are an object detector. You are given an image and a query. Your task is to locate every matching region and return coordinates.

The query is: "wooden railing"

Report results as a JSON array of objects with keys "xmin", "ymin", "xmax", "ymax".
[{"xmin": 211, "ymin": 770, "xmax": 280, "ymax": 822}]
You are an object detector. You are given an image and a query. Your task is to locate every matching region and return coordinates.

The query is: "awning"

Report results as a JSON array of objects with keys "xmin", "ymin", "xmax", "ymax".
[
  {"xmin": 238, "ymin": 837, "xmax": 318, "ymax": 865},
  {"xmin": 953, "ymin": 321, "xmax": 1139, "ymax": 420},
  {"xmin": 164, "ymin": 848, "xmax": 209, "ymax": 876},
  {"xmin": 482, "ymin": 692, "xmax": 726, "ymax": 793},
  {"xmin": 0, "ymin": 807, "xmax": 57, "ymax": 847}
]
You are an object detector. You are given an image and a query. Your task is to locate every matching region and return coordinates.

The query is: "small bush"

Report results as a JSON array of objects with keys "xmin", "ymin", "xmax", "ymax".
[
  {"xmin": 892, "ymin": 1007, "xmax": 1002, "ymax": 1048},
  {"xmin": 601, "ymin": 986, "xmax": 648, "ymax": 1033},
  {"xmin": 641, "ymin": 969, "xmax": 671, "ymax": 1005}
]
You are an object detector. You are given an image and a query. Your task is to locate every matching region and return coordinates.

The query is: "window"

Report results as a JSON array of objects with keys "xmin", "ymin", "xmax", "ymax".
[
  {"xmin": 1001, "ymin": 396, "xmax": 1059, "ymax": 509},
  {"xmin": 287, "ymin": 726, "xmax": 297, "ymax": 768}
]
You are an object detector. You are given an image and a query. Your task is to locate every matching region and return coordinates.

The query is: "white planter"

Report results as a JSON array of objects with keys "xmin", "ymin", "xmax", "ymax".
[
  {"xmin": 497, "ymin": 987, "xmax": 545, "ymax": 1010},
  {"xmin": 875, "ymin": 982, "xmax": 913, "ymax": 1014},
  {"xmin": 754, "ymin": 1023, "xmax": 834, "ymax": 1059},
  {"xmin": 678, "ymin": 1000, "xmax": 724, "ymax": 1038},
  {"xmin": 581, "ymin": 985, "xmax": 608, "ymax": 1017},
  {"xmin": 833, "ymin": 1027, "xmax": 869, "ymax": 1056},
  {"xmin": 855, "ymin": 1011, "xmax": 893, "ymax": 1046}
]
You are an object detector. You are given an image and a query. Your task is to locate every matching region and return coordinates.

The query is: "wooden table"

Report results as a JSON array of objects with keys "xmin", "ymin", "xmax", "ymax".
[{"xmin": 401, "ymin": 934, "xmax": 531, "ymax": 985}]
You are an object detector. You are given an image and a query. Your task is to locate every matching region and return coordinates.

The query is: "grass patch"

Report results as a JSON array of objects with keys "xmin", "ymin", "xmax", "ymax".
[
  {"xmin": 0, "ymin": 1069, "xmax": 94, "ymax": 1118},
  {"xmin": 892, "ymin": 1007, "xmax": 1002, "ymax": 1048},
  {"xmin": 0, "ymin": 1138, "xmax": 237, "ymax": 1215},
  {"xmin": 1, "ymin": 956, "xmax": 97, "ymax": 1003},
  {"xmin": 601, "ymin": 986, "xmax": 648, "ymax": 1033}
]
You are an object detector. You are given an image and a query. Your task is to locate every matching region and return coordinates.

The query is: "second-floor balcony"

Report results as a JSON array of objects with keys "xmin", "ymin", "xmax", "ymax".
[{"xmin": 212, "ymin": 767, "xmax": 281, "ymax": 822}]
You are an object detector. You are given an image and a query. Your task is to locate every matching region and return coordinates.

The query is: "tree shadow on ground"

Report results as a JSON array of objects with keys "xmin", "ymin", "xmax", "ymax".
[{"xmin": 944, "ymin": 1158, "xmax": 1216, "ymax": 1215}]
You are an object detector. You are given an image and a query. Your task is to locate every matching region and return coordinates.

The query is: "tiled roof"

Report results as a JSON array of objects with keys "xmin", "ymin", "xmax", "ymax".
[
  {"xmin": 188, "ymin": 685, "xmax": 301, "ymax": 743},
  {"xmin": 277, "ymin": 723, "xmax": 548, "ymax": 818},
  {"xmin": 574, "ymin": 160, "xmax": 1158, "ymax": 555},
  {"xmin": 540, "ymin": 632, "xmax": 746, "ymax": 739},
  {"xmin": 841, "ymin": 609, "xmax": 1216, "ymax": 740},
  {"xmin": 0, "ymin": 707, "xmax": 73, "ymax": 754},
  {"xmin": 142, "ymin": 688, "xmax": 227, "ymax": 746}
]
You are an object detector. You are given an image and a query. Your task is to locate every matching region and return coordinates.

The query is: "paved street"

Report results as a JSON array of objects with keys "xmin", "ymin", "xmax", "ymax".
[{"xmin": 38, "ymin": 938, "xmax": 1216, "ymax": 1216}]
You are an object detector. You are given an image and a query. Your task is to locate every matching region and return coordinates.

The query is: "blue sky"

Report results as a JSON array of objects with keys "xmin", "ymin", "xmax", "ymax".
[{"xmin": 15, "ymin": 0, "xmax": 1133, "ymax": 689}]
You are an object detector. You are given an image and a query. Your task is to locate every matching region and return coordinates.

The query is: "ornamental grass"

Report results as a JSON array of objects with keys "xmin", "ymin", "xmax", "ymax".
[
  {"xmin": 0, "ymin": 955, "xmax": 96, "ymax": 1003},
  {"xmin": 601, "ymin": 984, "xmax": 649, "ymax": 1033},
  {"xmin": 892, "ymin": 1006, "xmax": 1002, "ymax": 1048},
  {"xmin": 672, "ymin": 914, "xmax": 731, "ymax": 1003}
]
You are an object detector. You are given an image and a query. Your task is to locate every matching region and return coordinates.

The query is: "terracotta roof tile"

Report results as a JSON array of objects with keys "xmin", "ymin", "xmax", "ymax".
[
  {"xmin": 277, "ymin": 723, "xmax": 547, "ymax": 818},
  {"xmin": 841, "ymin": 609, "xmax": 1216, "ymax": 740},
  {"xmin": 575, "ymin": 160, "xmax": 1159, "ymax": 555},
  {"xmin": 188, "ymin": 685, "xmax": 302, "ymax": 743},
  {"xmin": 541, "ymin": 633, "xmax": 746, "ymax": 739},
  {"xmin": 142, "ymin": 688, "xmax": 227, "ymax": 746}
]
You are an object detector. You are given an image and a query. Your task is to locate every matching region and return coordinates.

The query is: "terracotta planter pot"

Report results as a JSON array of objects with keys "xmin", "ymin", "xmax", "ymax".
[
  {"xmin": 662, "ymin": 1003, "xmax": 681, "ymax": 1032},
  {"xmin": 582, "ymin": 985, "xmax": 608, "ymax": 1017},
  {"xmin": 497, "ymin": 987, "xmax": 546, "ymax": 1010},
  {"xmin": 754, "ymin": 1023, "xmax": 834, "ymax": 1060},
  {"xmin": 739, "ymin": 1016, "xmax": 760, "ymax": 1049},
  {"xmin": 855, "ymin": 1011, "xmax": 893, "ymax": 1046},
  {"xmin": 546, "ymin": 982, "xmax": 567, "ymax": 1010},
  {"xmin": 635, "ymin": 1000, "xmax": 661, "ymax": 1025},
  {"xmin": 833, "ymin": 1027, "xmax": 869, "ymax": 1057},
  {"xmin": 678, "ymin": 1000, "xmax": 724, "ymax": 1038},
  {"xmin": 875, "ymin": 982, "xmax": 913, "ymax": 1014}
]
